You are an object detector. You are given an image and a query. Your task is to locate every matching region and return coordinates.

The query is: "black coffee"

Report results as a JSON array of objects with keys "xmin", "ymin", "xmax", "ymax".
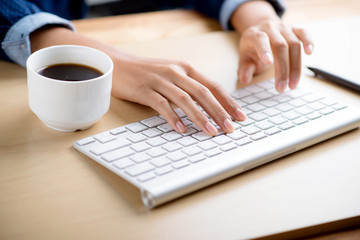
[{"xmin": 37, "ymin": 63, "xmax": 103, "ymax": 81}]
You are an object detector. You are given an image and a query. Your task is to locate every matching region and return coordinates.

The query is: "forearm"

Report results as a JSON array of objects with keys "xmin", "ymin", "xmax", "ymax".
[
  {"xmin": 230, "ymin": 0, "xmax": 280, "ymax": 34},
  {"xmin": 30, "ymin": 26, "xmax": 125, "ymax": 61}
]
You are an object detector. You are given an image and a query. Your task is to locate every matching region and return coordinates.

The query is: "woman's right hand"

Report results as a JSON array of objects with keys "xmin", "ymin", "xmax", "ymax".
[{"xmin": 111, "ymin": 54, "xmax": 246, "ymax": 136}]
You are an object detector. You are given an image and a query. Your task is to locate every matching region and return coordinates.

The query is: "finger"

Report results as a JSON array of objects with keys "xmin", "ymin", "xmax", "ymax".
[
  {"xmin": 251, "ymin": 31, "xmax": 274, "ymax": 65},
  {"xmin": 186, "ymin": 63, "xmax": 246, "ymax": 122},
  {"xmin": 293, "ymin": 27, "xmax": 314, "ymax": 55},
  {"xmin": 266, "ymin": 28, "xmax": 290, "ymax": 93},
  {"xmin": 147, "ymin": 91, "xmax": 187, "ymax": 133},
  {"xmin": 153, "ymin": 78, "xmax": 219, "ymax": 136},
  {"xmin": 238, "ymin": 58, "xmax": 257, "ymax": 85},
  {"xmin": 175, "ymin": 64, "xmax": 243, "ymax": 132},
  {"xmin": 280, "ymin": 26, "xmax": 302, "ymax": 89}
]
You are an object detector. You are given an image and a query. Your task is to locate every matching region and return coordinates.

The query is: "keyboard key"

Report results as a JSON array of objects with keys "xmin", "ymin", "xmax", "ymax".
[
  {"xmin": 332, "ymin": 103, "xmax": 347, "ymax": 110},
  {"xmin": 246, "ymin": 85, "xmax": 264, "ymax": 93},
  {"xmin": 77, "ymin": 137, "xmax": 95, "ymax": 146},
  {"xmin": 261, "ymin": 99, "xmax": 278, "ymax": 107},
  {"xmin": 308, "ymin": 102, "xmax": 326, "ymax": 111},
  {"xmin": 293, "ymin": 116, "xmax": 309, "ymax": 125},
  {"xmin": 126, "ymin": 122, "xmax": 148, "ymax": 133},
  {"xmin": 110, "ymin": 127, "xmax": 127, "ymax": 135},
  {"xmin": 276, "ymin": 103, "xmax": 293, "ymax": 112},
  {"xmin": 321, "ymin": 98, "xmax": 337, "ymax": 106},
  {"xmin": 279, "ymin": 122, "xmax": 295, "ymax": 130},
  {"xmin": 180, "ymin": 127, "xmax": 198, "ymax": 136},
  {"xmin": 146, "ymin": 136, "xmax": 167, "ymax": 147},
  {"xmin": 254, "ymin": 91, "xmax": 272, "ymax": 100},
  {"xmin": 226, "ymin": 130, "xmax": 247, "ymax": 140},
  {"xmin": 142, "ymin": 128, "xmax": 163, "ymax": 138},
  {"xmin": 265, "ymin": 127, "xmax": 281, "ymax": 135},
  {"xmin": 126, "ymin": 133, "xmax": 147, "ymax": 143},
  {"xmin": 141, "ymin": 116, "xmax": 166, "ymax": 127},
  {"xmin": 161, "ymin": 131, "xmax": 183, "ymax": 142},
  {"xmin": 242, "ymin": 96, "xmax": 260, "ymax": 104},
  {"xmin": 231, "ymin": 89, "xmax": 251, "ymax": 99},
  {"xmin": 263, "ymin": 107, "xmax": 281, "ymax": 117},
  {"xmin": 174, "ymin": 108, "xmax": 187, "ymax": 118},
  {"xmin": 102, "ymin": 147, "xmax": 135, "ymax": 162},
  {"xmin": 192, "ymin": 132, "xmax": 212, "ymax": 141},
  {"xmin": 182, "ymin": 146, "xmax": 202, "ymax": 156},
  {"xmin": 167, "ymin": 151, "xmax": 187, "ymax": 162},
  {"xmin": 125, "ymin": 162, "xmax": 155, "ymax": 177},
  {"xmin": 306, "ymin": 112, "xmax": 322, "ymax": 120},
  {"xmin": 220, "ymin": 142, "xmax": 237, "ymax": 151},
  {"xmin": 150, "ymin": 157, "xmax": 172, "ymax": 167},
  {"xmin": 248, "ymin": 112, "xmax": 268, "ymax": 121},
  {"xmin": 130, "ymin": 142, "xmax": 152, "ymax": 152},
  {"xmin": 181, "ymin": 118, "xmax": 193, "ymax": 126},
  {"xmin": 188, "ymin": 154, "xmax": 206, "ymax": 163},
  {"xmin": 130, "ymin": 153, "xmax": 151, "ymax": 163},
  {"xmin": 155, "ymin": 165, "xmax": 173, "ymax": 176},
  {"xmin": 268, "ymin": 116, "xmax": 288, "ymax": 125},
  {"xmin": 172, "ymin": 160, "xmax": 190, "ymax": 169},
  {"xmin": 157, "ymin": 123, "xmax": 174, "ymax": 133},
  {"xmin": 204, "ymin": 148, "xmax": 222, "ymax": 157},
  {"xmin": 241, "ymin": 125, "xmax": 261, "ymax": 135},
  {"xmin": 212, "ymin": 135, "xmax": 232, "ymax": 145},
  {"xmin": 255, "ymin": 120, "xmax": 274, "ymax": 130},
  {"xmin": 237, "ymin": 118, "xmax": 254, "ymax": 126},
  {"xmin": 320, "ymin": 107, "xmax": 335, "ymax": 115},
  {"xmin": 250, "ymin": 132, "xmax": 267, "ymax": 141},
  {"xmin": 273, "ymin": 95, "xmax": 292, "ymax": 103},
  {"xmin": 197, "ymin": 140, "xmax": 218, "ymax": 150},
  {"xmin": 177, "ymin": 136, "xmax": 198, "ymax": 147},
  {"xmin": 295, "ymin": 106, "xmax": 313, "ymax": 115},
  {"xmin": 94, "ymin": 132, "xmax": 116, "ymax": 143},
  {"xmin": 90, "ymin": 139, "xmax": 131, "ymax": 155},
  {"xmin": 282, "ymin": 111, "xmax": 301, "ymax": 120},
  {"xmin": 162, "ymin": 142, "xmax": 183, "ymax": 152},
  {"xmin": 289, "ymin": 98, "xmax": 306, "ymax": 107},
  {"xmin": 112, "ymin": 159, "xmax": 135, "ymax": 170},
  {"xmin": 137, "ymin": 172, "xmax": 156, "ymax": 182},
  {"xmin": 235, "ymin": 137, "xmax": 252, "ymax": 146},
  {"xmin": 146, "ymin": 148, "xmax": 167, "ymax": 158},
  {"xmin": 247, "ymin": 103, "xmax": 266, "ymax": 112}
]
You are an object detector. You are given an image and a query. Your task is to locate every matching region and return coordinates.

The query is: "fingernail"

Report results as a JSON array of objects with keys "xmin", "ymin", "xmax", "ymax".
[
  {"xmin": 235, "ymin": 107, "xmax": 246, "ymax": 121},
  {"xmin": 205, "ymin": 121, "xmax": 218, "ymax": 136},
  {"xmin": 277, "ymin": 80, "xmax": 287, "ymax": 93},
  {"xmin": 176, "ymin": 121, "xmax": 186, "ymax": 133},
  {"xmin": 263, "ymin": 52, "xmax": 273, "ymax": 64},
  {"xmin": 289, "ymin": 77, "xmax": 299, "ymax": 89},
  {"xmin": 306, "ymin": 44, "xmax": 313, "ymax": 54},
  {"xmin": 223, "ymin": 118, "xmax": 234, "ymax": 133}
]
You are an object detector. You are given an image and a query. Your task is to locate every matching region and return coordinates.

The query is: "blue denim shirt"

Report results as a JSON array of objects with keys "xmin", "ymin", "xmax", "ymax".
[{"xmin": 0, "ymin": 0, "xmax": 285, "ymax": 67}]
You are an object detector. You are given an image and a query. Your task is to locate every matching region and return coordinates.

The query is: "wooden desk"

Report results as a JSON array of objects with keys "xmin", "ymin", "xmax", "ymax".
[{"xmin": 1, "ymin": 1, "xmax": 360, "ymax": 239}]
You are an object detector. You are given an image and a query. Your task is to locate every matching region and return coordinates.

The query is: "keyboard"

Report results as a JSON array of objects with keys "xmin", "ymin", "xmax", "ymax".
[{"xmin": 73, "ymin": 78, "xmax": 360, "ymax": 208}]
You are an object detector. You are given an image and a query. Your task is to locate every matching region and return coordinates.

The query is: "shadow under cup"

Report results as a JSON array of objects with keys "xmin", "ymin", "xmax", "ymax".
[{"xmin": 26, "ymin": 45, "xmax": 113, "ymax": 132}]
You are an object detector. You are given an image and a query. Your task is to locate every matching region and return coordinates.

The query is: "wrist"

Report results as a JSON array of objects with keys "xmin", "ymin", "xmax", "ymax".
[{"xmin": 230, "ymin": 1, "xmax": 280, "ymax": 34}]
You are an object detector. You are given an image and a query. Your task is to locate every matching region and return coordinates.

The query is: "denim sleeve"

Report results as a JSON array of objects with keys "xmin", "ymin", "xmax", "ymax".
[
  {"xmin": 1, "ymin": 12, "xmax": 75, "ymax": 67},
  {"xmin": 219, "ymin": 0, "xmax": 286, "ymax": 30}
]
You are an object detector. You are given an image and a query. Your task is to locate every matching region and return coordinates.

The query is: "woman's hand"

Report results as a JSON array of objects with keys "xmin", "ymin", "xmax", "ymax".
[
  {"xmin": 111, "ymin": 54, "xmax": 247, "ymax": 136},
  {"xmin": 231, "ymin": 1, "xmax": 314, "ymax": 92}
]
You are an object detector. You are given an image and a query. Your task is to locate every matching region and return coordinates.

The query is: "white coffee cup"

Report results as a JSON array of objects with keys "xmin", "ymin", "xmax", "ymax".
[{"xmin": 26, "ymin": 45, "xmax": 113, "ymax": 132}]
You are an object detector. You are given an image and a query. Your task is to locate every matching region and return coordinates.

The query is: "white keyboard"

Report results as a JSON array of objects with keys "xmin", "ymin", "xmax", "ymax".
[{"xmin": 73, "ymin": 78, "xmax": 360, "ymax": 208}]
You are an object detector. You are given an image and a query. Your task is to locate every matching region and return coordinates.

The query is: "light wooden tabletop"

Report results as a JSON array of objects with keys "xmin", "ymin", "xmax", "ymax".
[{"xmin": 1, "ymin": 0, "xmax": 360, "ymax": 239}]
